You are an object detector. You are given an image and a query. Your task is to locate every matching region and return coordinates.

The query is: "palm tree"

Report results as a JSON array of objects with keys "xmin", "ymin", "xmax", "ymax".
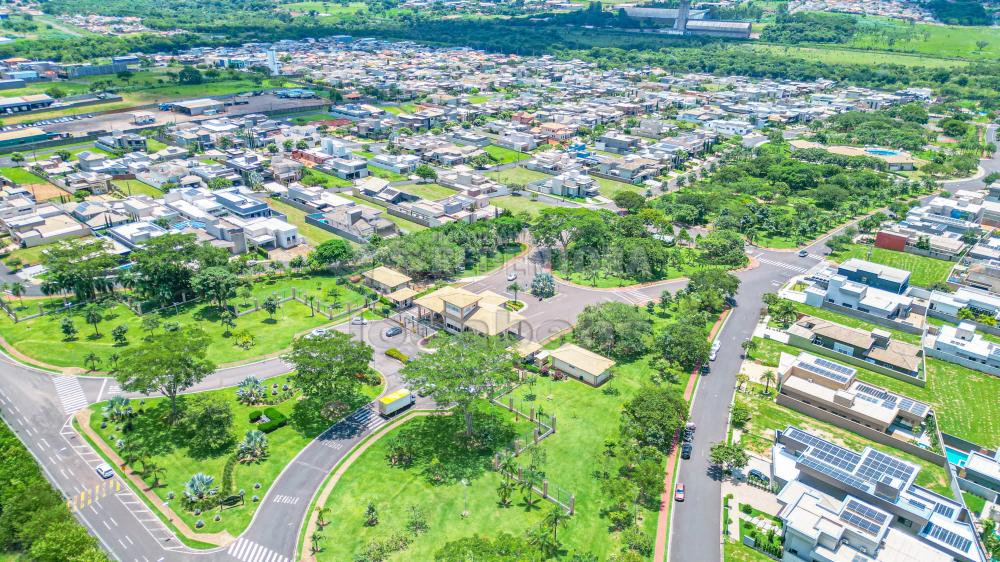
[
  {"xmin": 108, "ymin": 352, "xmax": 121, "ymax": 371},
  {"xmin": 528, "ymin": 524, "xmax": 557, "ymax": 557},
  {"xmin": 761, "ymin": 370, "xmax": 777, "ymax": 394},
  {"xmin": 498, "ymin": 451, "xmax": 517, "ymax": 481},
  {"xmin": 147, "ymin": 463, "xmax": 165, "ymax": 489},
  {"xmin": 84, "ymin": 305, "xmax": 103, "ymax": 336},
  {"xmin": 519, "ymin": 470, "xmax": 539, "ymax": 510},
  {"xmin": 507, "ymin": 281, "xmax": 522, "ymax": 303},
  {"xmin": 84, "ymin": 352, "xmax": 101, "ymax": 371},
  {"xmin": 9, "ymin": 282, "xmax": 24, "ymax": 303},
  {"xmin": 543, "ymin": 505, "xmax": 570, "ymax": 542},
  {"xmin": 310, "ymin": 533, "xmax": 323, "ymax": 554},
  {"xmin": 735, "ymin": 373, "xmax": 750, "ymax": 392},
  {"xmin": 497, "ymin": 479, "xmax": 515, "ymax": 507},
  {"xmin": 740, "ymin": 339, "xmax": 758, "ymax": 358},
  {"xmin": 316, "ymin": 506, "xmax": 330, "ymax": 529}
]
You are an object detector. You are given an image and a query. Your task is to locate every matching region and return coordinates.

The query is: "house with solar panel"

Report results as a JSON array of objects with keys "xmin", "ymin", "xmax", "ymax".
[
  {"xmin": 776, "ymin": 352, "xmax": 931, "ymax": 438},
  {"xmin": 787, "ymin": 316, "xmax": 924, "ymax": 380},
  {"xmin": 773, "ymin": 426, "xmax": 987, "ymax": 562}
]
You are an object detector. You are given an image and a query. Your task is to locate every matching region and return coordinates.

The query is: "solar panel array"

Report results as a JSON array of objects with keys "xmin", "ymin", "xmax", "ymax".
[
  {"xmin": 924, "ymin": 523, "xmax": 972, "ymax": 553},
  {"xmin": 898, "ymin": 397, "xmax": 929, "ymax": 417},
  {"xmin": 855, "ymin": 383, "xmax": 894, "ymax": 404},
  {"xmin": 798, "ymin": 359, "xmax": 853, "ymax": 384},
  {"xmin": 857, "ymin": 450, "xmax": 916, "ymax": 485},
  {"xmin": 934, "ymin": 503, "xmax": 955, "ymax": 518},
  {"xmin": 840, "ymin": 499, "xmax": 888, "ymax": 535},
  {"xmin": 799, "ymin": 455, "xmax": 870, "ymax": 492}
]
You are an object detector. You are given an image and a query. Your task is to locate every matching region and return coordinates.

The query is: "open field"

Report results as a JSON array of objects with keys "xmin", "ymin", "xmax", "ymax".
[
  {"xmin": 829, "ymin": 244, "xmax": 955, "ymax": 288},
  {"xmin": 595, "ymin": 176, "xmax": 645, "ymax": 199},
  {"xmin": 845, "ymin": 17, "xmax": 1000, "ymax": 61},
  {"xmin": 398, "ymin": 182, "xmax": 456, "ymax": 200},
  {"xmin": 0, "ymin": 273, "xmax": 368, "ymax": 369},
  {"xmin": 485, "ymin": 166, "xmax": 552, "ymax": 186},
  {"xmin": 278, "ymin": 1, "xmax": 367, "ymax": 17},
  {"xmin": 483, "ymin": 144, "xmax": 529, "ymax": 165},
  {"xmin": 89, "ymin": 374, "xmax": 382, "ymax": 537},
  {"xmin": 492, "ymin": 194, "xmax": 558, "ymax": 216},
  {"xmin": 112, "ymin": 179, "xmax": 163, "ymax": 198},
  {"xmin": 750, "ymin": 44, "xmax": 969, "ymax": 68}
]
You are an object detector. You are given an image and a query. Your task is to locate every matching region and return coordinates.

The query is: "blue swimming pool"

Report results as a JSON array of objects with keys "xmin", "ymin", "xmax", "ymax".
[
  {"xmin": 945, "ymin": 446, "xmax": 969, "ymax": 468},
  {"xmin": 865, "ymin": 148, "xmax": 900, "ymax": 157}
]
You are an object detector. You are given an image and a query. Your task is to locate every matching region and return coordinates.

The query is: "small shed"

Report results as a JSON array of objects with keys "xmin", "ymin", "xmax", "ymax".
[{"xmin": 549, "ymin": 343, "xmax": 616, "ymax": 386}]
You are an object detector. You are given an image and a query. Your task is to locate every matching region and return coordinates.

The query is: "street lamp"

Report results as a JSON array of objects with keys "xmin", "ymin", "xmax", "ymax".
[{"xmin": 461, "ymin": 478, "xmax": 470, "ymax": 518}]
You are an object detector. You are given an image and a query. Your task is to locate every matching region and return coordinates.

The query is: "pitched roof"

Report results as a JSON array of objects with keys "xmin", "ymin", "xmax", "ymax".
[
  {"xmin": 363, "ymin": 266, "xmax": 411, "ymax": 288},
  {"xmin": 549, "ymin": 343, "xmax": 615, "ymax": 376}
]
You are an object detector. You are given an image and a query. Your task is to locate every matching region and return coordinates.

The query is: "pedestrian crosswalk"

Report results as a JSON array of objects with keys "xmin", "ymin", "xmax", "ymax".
[
  {"xmin": 271, "ymin": 494, "xmax": 300, "ymax": 505},
  {"xmin": 226, "ymin": 538, "xmax": 289, "ymax": 562},
  {"xmin": 67, "ymin": 479, "xmax": 122, "ymax": 512},
  {"xmin": 344, "ymin": 404, "xmax": 387, "ymax": 432},
  {"xmin": 618, "ymin": 290, "xmax": 650, "ymax": 305},
  {"xmin": 53, "ymin": 376, "xmax": 89, "ymax": 415},
  {"xmin": 755, "ymin": 257, "xmax": 810, "ymax": 274}
]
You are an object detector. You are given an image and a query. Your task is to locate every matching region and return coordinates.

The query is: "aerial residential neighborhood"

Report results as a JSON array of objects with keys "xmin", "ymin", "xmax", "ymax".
[{"xmin": 0, "ymin": 1, "xmax": 998, "ymax": 562}]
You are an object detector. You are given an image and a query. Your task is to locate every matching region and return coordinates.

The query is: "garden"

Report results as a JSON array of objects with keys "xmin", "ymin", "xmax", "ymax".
[{"xmin": 88, "ymin": 373, "xmax": 382, "ymax": 538}]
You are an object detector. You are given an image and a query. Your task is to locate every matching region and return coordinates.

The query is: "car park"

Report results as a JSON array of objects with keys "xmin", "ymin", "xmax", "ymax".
[
  {"xmin": 674, "ymin": 483, "xmax": 685, "ymax": 502},
  {"xmin": 95, "ymin": 463, "xmax": 114, "ymax": 479}
]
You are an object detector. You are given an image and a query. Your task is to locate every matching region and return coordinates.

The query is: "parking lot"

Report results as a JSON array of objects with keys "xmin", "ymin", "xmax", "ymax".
[{"xmin": 13, "ymin": 94, "xmax": 328, "ymax": 138}]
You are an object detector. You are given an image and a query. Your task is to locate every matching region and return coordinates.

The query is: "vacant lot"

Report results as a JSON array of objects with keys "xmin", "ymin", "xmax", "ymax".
[
  {"xmin": 398, "ymin": 183, "xmax": 455, "ymax": 200},
  {"xmin": 485, "ymin": 167, "xmax": 552, "ymax": 186},
  {"xmin": 830, "ymin": 244, "xmax": 955, "ymax": 288}
]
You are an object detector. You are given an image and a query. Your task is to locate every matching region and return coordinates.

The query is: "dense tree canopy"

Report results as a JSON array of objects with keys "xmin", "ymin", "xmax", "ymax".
[
  {"xmin": 619, "ymin": 387, "xmax": 688, "ymax": 454},
  {"xmin": 574, "ymin": 301, "xmax": 651, "ymax": 359}
]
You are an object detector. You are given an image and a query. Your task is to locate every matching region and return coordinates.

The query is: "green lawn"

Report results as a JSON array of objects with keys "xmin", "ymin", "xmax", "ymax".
[
  {"xmin": 0, "ymin": 167, "xmax": 47, "ymax": 185},
  {"xmin": 89, "ymin": 374, "xmax": 382, "ymax": 537},
  {"xmin": 830, "ymin": 244, "xmax": 955, "ymax": 288},
  {"xmin": 552, "ymin": 247, "xmax": 702, "ymax": 288},
  {"xmin": 844, "ymin": 16, "xmax": 1000, "ymax": 61},
  {"xmin": 267, "ymin": 198, "xmax": 348, "ymax": 246},
  {"xmin": 302, "ymin": 168, "xmax": 353, "ymax": 189},
  {"xmin": 146, "ymin": 139, "xmax": 169, "ymax": 152},
  {"xmin": 460, "ymin": 243, "xmax": 525, "ymax": 279},
  {"xmin": 378, "ymin": 103, "xmax": 420, "ymax": 116},
  {"xmin": 724, "ymin": 538, "xmax": 774, "ymax": 562},
  {"xmin": 962, "ymin": 491, "xmax": 986, "ymax": 515},
  {"xmin": 290, "ymin": 113, "xmax": 336, "ymax": 125},
  {"xmin": 112, "ymin": 179, "xmax": 163, "ymax": 198},
  {"xmin": 338, "ymin": 194, "xmax": 427, "ymax": 233},
  {"xmin": 483, "ymin": 144, "xmax": 529, "ymax": 165},
  {"xmin": 398, "ymin": 183, "xmax": 455, "ymax": 201},
  {"xmin": 737, "ymin": 383, "xmax": 951, "ymax": 496},
  {"xmin": 0, "ymin": 274, "xmax": 368, "ymax": 370},
  {"xmin": 750, "ymin": 337, "xmax": 1000, "ymax": 447},
  {"xmin": 468, "ymin": 95, "xmax": 491, "ymax": 104},
  {"xmin": 492, "ymin": 195, "xmax": 558, "ymax": 216},
  {"xmin": 2, "ymin": 236, "xmax": 92, "ymax": 268},
  {"xmin": 317, "ymin": 359, "xmax": 662, "ymax": 559},
  {"xmin": 595, "ymin": 177, "xmax": 645, "ymax": 199},
  {"xmin": 751, "ymin": 44, "xmax": 969, "ymax": 68},
  {"xmin": 279, "ymin": 0, "xmax": 367, "ymax": 15},
  {"xmin": 367, "ymin": 166, "xmax": 407, "ymax": 181},
  {"xmin": 485, "ymin": 167, "xmax": 553, "ymax": 186}
]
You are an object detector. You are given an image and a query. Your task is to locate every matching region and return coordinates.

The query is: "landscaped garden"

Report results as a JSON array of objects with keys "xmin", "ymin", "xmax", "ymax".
[{"xmin": 829, "ymin": 244, "xmax": 955, "ymax": 288}]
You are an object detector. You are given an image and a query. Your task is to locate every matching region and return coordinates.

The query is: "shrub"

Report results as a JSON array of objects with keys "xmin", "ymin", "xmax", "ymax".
[
  {"xmin": 741, "ymin": 503, "xmax": 753, "ymax": 515},
  {"xmin": 258, "ymin": 407, "xmax": 287, "ymax": 433},
  {"xmin": 385, "ymin": 348, "xmax": 409, "ymax": 363},
  {"xmin": 248, "ymin": 410, "xmax": 263, "ymax": 423}
]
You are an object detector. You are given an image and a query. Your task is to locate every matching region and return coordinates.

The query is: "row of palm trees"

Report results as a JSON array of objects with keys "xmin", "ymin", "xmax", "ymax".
[
  {"xmin": 734, "ymin": 370, "xmax": 777, "ymax": 395},
  {"xmin": 495, "ymin": 451, "xmax": 571, "ymax": 556}
]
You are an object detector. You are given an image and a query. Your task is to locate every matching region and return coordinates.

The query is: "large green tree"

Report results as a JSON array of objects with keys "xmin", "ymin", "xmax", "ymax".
[
  {"xmin": 401, "ymin": 332, "xmax": 516, "ymax": 437},
  {"xmin": 191, "ymin": 266, "xmax": 241, "ymax": 309},
  {"xmin": 287, "ymin": 331, "xmax": 373, "ymax": 406},
  {"xmin": 574, "ymin": 301, "xmax": 651, "ymax": 359},
  {"xmin": 130, "ymin": 233, "xmax": 229, "ymax": 304},
  {"xmin": 40, "ymin": 238, "xmax": 118, "ymax": 300},
  {"xmin": 115, "ymin": 328, "xmax": 216, "ymax": 422},
  {"xmin": 657, "ymin": 322, "xmax": 710, "ymax": 371},
  {"xmin": 619, "ymin": 387, "xmax": 688, "ymax": 454},
  {"xmin": 310, "ymin": 238, "xmax": 355, "ymax": 268}
]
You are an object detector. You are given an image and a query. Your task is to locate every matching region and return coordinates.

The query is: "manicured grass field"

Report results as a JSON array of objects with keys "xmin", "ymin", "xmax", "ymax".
[
  {"xmin": 317, "ymin": 361, "xmax": 662, "ymax": 559},
  {"xmin": 302, "ymin": 168, "xmax": 353, "ymax": 189},
  {"xmin": 289, "ymin": 112, "xmax": 335, "ymax": 125},
  {"xmin": 594, "ymin": 176, "xmax": 645, "ymax": 199},
  {"xmin": 491, "ymin": 195, "xmax": 557, "ymax": 216},
  {"xmin": 398, "ymin": 182, "xmax": 455, "ymax": 201},
  {"xmin": 377, "ymin": 103, "xmax": 420, "ymax": 116},
  {"xmin": 0, "ymin": 167, "xmax": 48, "ymax": 185},
  {"xmin": 146, "ymin": 139, "xmax": 169, "ymax": 152},
  {"xmin": 112, "ymin": 179, "xmax": 163, "ymax": 198},
  {"xmin": 367, "ymin": 166, "xmax": 407, "ymax": 181},
  {"xmin": 467, "ymin": 95, "xmax": 491, "ymax": 104},
  {"xmin": 483, "ymin": 144, "xmax": 529, "ymax": 165},
  {"xmin": 737, "ymin": 381, "xmax": 951, "ymax": 496},
  {"xmin": 0, "ymin": 274, "xmax": 368, "ymax": 369},
  {"xmin": 724, "ymin": 538, "xmax": 774, "ymax": 562},
  {"xmin": 553, "ymin": 247, "xmax": 702, "ymax": 288},
  {"xmin": 89, "ymin": 374, "xmax": 382, "ymax": 537},
  {"xmin": 460, "ymin": 243, "xmax": 525, "ymax": 278},
  {"xmin": 830, "ymin": 244, "xmax": 955, "ymax": 288},
  {"xmin": 751, "ymin": 337, "xmax": 1000, "ymax": 447},
  {"xmin": 485, "ymin": 167, "xmax": 552, "ymax": 186}
]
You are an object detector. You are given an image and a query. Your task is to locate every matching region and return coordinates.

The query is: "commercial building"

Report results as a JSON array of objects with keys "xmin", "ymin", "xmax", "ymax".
[
  {"xmin": 413, "ymin": 286, "xmax": 524, "ymax": 337},
  {"xmin": 0, "ymin": 94, "xmax": 54, "ymax": 114},
  {"xmin": 171, "ymin": 98, "xmax": 225, "ymax": 116},
  {"xmin": 773, "ymin": 426, "xmax": 986, "ymax": 562}
]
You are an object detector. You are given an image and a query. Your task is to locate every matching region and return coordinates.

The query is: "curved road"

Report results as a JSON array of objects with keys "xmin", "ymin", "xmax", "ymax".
[{"xmin": 0, "ymin": 127, "xmax": 996, "ymax": 562}]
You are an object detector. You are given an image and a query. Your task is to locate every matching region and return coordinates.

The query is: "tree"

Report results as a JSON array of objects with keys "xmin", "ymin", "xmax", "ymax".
[
  {"xmin": 236, "ymin": 430, "xmax": 268, "ymax": 463},
  {"xmin": 8, "ymin": 282, "xmax": 24, "ymax": 303},
  {"xmin": 310, "ymin": 238, "xmax": 355, "ymax": 268},
  {"xmin": 177, "ymin": 65, "xmax": 203, "ymax": 85},
  {"xmin": 761, "ymin": 370, "xmax": 777, "ymax": 394},
  {"xmin": 574, "ymin": 301, "xmax": 651, "ymax": 359},
  {"xmin": 507, "ymin": 281, "xmax": 522, "ymax": 303},
  {"xmin": 976, "ymin": 40, "xmax": 989, "ymax": 52},
  {"xmin": 27, "ymin": 519, "xmax": 107, "ymax": 562},
  {"xmin": 657, "ymin": 322, "xmax": 710, "ymax": 371},
  {"xmin": 434, "ymin": 533, "xmax": 535, "ymax": 561},
  {"xmin": 543, "ymin": 506, "xmax": 570, "ymax": 543},
  {"xmin": 131, "ymin": 233, "xmax": 227, "ymax": 305},
  {"xmin": 730, "ymin": 400, "xmax": 752, "ymax": 428},
  {"xmin": 401, "ymin": 332, "xmax": 516, "ymax": 438},
  {"xmin": 697, "ymin": 229, "xmax": 747, "ymax": 267},
  {"xmin": 709, "ymin": 441, "xmax": 749, "ymax": 472},
  {"xmin": 612, "ymin": 190, "xmax": 646, "ymax": 213},
  {"xmin": 116, "ymin": 328, "xmax": 216, "ymax": 422},
  {"xmin": 530, "ymin": 273, "xmax": 556, "ymax": 299},
  {"xmin": 83, "ymin": 352, "xmax": 101, "ymax": 371},
  {"xmin": 734, "ymin": 373, "xmax": 750, "ymax": 392},
  {"xmin": 140, "ymin": 315, "xmax": 160, "ymax": 337},
  {"xmin": 364, "ymin": 499, "xmax": 379, "ymax": 527},
  {"xmin": 182, "ymin": 396, "xmax": 234, "ymax": 456},
  {"xmin": 414, "ymin": 164, "xmax": 437, "ymax": 180},
  {"xmin": 288, "ymin": 331, "xmax": 373, "ymax": 406},
  {"xmin": 207, "ymin": 177, "xmax": 233, "ymax": 190},
  {"xmin": 60, "ymin": 317, "xmax": 77, "ymax": 341},
  {"xmin": 687, "ymin": 268, "xmax": 740, "ymax": 302},
  {"xmin": 83, "ymin": 305, "xmax": 104, "ymax": 336},
  {"xmin": 111, "ymin": 324, "xmax": 129, "ymax": 346},
  {"xmin": 9, "ymin": 152, "xmax": 24, "ymax": 166},
  {"xmin": 261, "ymin": 295, "xmax": 280, "ymax": 320},
  {"xmin": 619, "ymin": 387, "xmax": 688, "ymax": 454},
  {"xmin": 191, "ymin": 266, "xmax": 241, "ymax": 309},
  {"xmin": 740, "ymin": 338, "xmax": 758, "ymax": 358}
]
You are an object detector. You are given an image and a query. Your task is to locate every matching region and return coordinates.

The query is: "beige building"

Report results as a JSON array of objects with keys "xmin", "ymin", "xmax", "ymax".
[
  {"xmin": 548, "ymin": 343, "xmax": 616, "ymax": 386},
  {"xmin": 413, "ymin": 286, "xmax": 524, "ymax": 336},
  {"xmin": 363, "ymin": 266, "xmax": 412, "ymax": 294},
  {"xmin": 777, "ymin": 351, "xmax": 929, "ymax": 434}
]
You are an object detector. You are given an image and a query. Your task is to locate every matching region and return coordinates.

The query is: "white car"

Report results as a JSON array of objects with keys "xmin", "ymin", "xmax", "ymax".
[
  {"xmin": 95, "ymin": 463, "xmax": 114, "ymax": 479},
  {"xmin": 351, "ymin": 316, "xmax": 368, "ymax": 325},
  {"xmin": 709, "ymin": 350, "xmax": 718, "ymax": 362},
  {"xmin": 711, "ymin": 340, "xmax": 721, "ymax": 352},
  {"xmin": 506, "ymin": 271, "xmax": 517, "ymax": 281}
]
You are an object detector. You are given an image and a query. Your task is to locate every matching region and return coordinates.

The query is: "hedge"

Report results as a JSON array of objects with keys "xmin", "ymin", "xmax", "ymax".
[
  {"xmin": 385, "ymin": 348, "xmax": 409, "ymax": 363},
  {"xmin": 248, "ymin": 410, "xmax": 263, "ymax": 423},
  {"xmin": 258, "ymin": 407, "xmax": 287, "ymax": 433}
]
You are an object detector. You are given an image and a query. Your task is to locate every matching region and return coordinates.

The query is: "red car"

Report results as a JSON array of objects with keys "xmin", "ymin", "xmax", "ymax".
[{"xmin": 674, "ymin": 483, "xmax": 685, "ymax": 502}]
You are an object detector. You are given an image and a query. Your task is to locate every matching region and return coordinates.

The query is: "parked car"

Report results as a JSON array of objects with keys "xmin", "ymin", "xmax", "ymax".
[
  {"xmin": 674, "ymin": 483, "xmax": 685, "ymax": 502},
  {"xmin": 699, "ymin": 364, "xmax": 710, "ymax": 375},
  {"xmin": 798, "ymin": 249, "xmax": 808, "ymax": 257},
  {"xmin": 682, "ymin": 429, "xmax": 694, "ymax": 443},
  {"xmin": 506, "ymin": 271, "xmax": 517, "ymax": 281},
  {"xmin": 95, "ymin": 463, "xmax": 114, "ymax": 479},
  {"xmin": 351, "ymin": 316, "xmax": 368, "ymax": 325},
  {"xmin": 709, "ymin": 350, "xmax": 718, "ymax": 361},
  {"xmin": 748, "ymin": 469, "xmax": 770, "ymax": 483},
  {"xmin": 384, "ymin": 326, "xmax": 403, "ymax": 337},
  {"xmin": 711, "ymin": 340, "xmax": 721, "ymax": 352},
  {"xmin": 681, "ymin": 443, "xmax": 692, "ymax": 459}
]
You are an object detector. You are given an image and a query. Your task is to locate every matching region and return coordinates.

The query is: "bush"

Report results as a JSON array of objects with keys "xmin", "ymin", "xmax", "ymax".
[
  {"xmin": 385, "ymin": 348, "xmax": 409, "ymax": 363},
  {"xmin": 258, "ymin": 407, "xmax": 287, "ymax": 433},
  {"xmin": 248, "ymin": 410, "xmax": 263, "ymax": 423},
  {"xmin": 741, "ymin": 503, "xmax": 753, "ymax": 515}
]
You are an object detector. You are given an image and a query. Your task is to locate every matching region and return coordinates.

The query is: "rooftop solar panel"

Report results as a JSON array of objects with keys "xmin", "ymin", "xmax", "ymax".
[
  {"xmin": 934, "ymin": 503, "xmax": 955, "ymax": 518},
  {"xmin": 841, "ymin": 499, "xmax": 888, "ymax": 535},
  {"xmin": 857, "ymin": 450, "xmax": 916, "ymax": 485},
  {"xmin": 898, "ymin": 397, "xmax": 929, "ymax": 417},
  {"xmin": 799, "ymin": 455, "xmax": 870, "ymax": 492},
  {"xmin": 798, "ymin": 360, "xmax": 852, "ymax": 384},
  {"xmin": 924, "ymin": 523, "xmax": 972, "ymax": 553}
]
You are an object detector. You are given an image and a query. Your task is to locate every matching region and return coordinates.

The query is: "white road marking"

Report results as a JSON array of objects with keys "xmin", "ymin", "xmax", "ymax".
[
  {"xmin": 52, "ymin": 376, "xmax": 89, "ymax": 414},
  {"xmin": 227, "ymin": 538, "xmax": 289, "ymax": 562},
  {"xmin": 271, "ymin": 494, "xmax": 301, "ymax": 505},
  {"xmin": 755, "ymin": 257, "xmax": 809, "ymax": 274}
]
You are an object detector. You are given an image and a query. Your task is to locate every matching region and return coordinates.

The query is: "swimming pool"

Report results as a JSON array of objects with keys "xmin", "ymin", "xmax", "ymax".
[
  {"xmin": 865, "ymin": 148, "xmax": 900, "ymax": 157},
  {"xmin": 945, "ymin": 446, "xmax": 969, "ymax": 468}
]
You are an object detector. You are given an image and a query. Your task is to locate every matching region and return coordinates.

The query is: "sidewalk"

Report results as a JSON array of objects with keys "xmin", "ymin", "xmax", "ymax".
[{"xmin": 652, "ymin": 308, "xmax": 731, "ymax": 562}]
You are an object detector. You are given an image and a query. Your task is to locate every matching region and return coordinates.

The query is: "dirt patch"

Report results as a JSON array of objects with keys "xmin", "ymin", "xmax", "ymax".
[{"xmin": 24, "ymin": 182, "xmax": 69, "ymax": 201}]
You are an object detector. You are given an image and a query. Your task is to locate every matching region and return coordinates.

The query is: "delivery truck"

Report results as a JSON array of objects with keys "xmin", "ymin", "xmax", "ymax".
[{"xmin": 378, "ymin": 389, "xmax": 415, "ymax": 417}]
